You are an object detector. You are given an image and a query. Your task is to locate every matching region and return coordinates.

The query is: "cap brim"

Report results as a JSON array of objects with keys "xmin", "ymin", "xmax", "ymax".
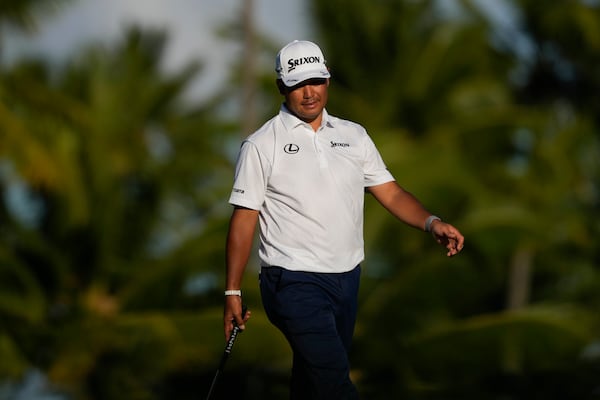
[{"xmin": 281, "ymin": 69, "xmax": 331, "ymax": 87}]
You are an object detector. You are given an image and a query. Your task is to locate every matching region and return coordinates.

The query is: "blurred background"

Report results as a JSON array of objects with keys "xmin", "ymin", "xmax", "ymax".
[{"xmin": 0, "ymin": 0, "xmax": 599, "ymax": 399}]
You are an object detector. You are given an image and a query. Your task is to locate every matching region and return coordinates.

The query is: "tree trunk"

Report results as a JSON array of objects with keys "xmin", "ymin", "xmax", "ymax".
[
  {"xmin": 506, "ymin": 244, "xmax": 534, "ymax": 310},
  {"xmin": 241, "ymin": 0, "xmax": 256, "ymax": 136},
  {"xmin": 503, "ymin": 243, "xmax": 534, "ymax": 372}
]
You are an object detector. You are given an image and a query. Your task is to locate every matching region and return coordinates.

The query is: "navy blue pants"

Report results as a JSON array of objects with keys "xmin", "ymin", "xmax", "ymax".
[{"xmin": 260, "ymin": 265, "xmax": 361, "ymax": 400}]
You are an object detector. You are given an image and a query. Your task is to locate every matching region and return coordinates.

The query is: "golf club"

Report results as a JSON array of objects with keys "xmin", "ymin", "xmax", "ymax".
[{"xmin": 205, "ymin": 304, "xmax": 247, "ymax": 400}]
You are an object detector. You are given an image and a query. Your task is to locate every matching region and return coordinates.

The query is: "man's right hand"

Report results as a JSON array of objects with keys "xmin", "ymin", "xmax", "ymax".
[{"xmin": 223, "ymin": 295, "xmax": 250, "ymax": 341}]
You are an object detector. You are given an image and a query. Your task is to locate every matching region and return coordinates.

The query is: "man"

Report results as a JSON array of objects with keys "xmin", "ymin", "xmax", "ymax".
[{"xmin": 223, "ymin": 40, "xmax": 464, "ymax": 399}]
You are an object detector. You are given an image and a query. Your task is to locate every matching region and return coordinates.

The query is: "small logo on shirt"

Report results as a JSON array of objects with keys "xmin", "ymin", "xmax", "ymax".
[
  {"xmin": 284, "ymin": 143, "xmax": 300, "ymax": 154},
  {"xmin": 331, "ymin": 141, "xmax": 350, "ymax": 148},
  {"xmin": 232, "ymin": 188, "xmax": 245, "ymax": 194}
]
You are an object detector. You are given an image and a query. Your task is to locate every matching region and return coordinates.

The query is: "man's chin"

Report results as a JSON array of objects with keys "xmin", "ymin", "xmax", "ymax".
[{"xmin": 298, "ymin": 109, "xmax": 322, "ymax": 121}]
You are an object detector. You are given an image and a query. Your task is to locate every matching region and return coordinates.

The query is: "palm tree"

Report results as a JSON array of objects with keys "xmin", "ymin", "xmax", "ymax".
[
  {"xmin": 0, "ymin": 25, "xmax": 291, "ymax": 399},
  {"xmin": 310, "ymin": 0, "xmax": 600, "ymax": 398}
]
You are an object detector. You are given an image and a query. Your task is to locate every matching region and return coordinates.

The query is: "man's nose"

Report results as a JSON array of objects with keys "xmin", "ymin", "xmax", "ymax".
[{"xmin": 302, "ymin": 85, "xmax": 314, "ymax": 97}]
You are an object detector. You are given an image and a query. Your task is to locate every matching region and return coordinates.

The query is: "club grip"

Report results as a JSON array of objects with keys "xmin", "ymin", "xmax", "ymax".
[{"xmin": 225, "ymin": 305, "xmax": 247, "ymax": 354}]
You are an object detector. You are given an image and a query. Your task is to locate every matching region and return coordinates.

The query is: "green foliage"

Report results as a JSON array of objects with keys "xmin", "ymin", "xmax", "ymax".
[
  {"xmin": 0, "ymin": 24, "xmax": 289, "ymax": 398},
  {"xmin": 311, "ymin": 0, "xmax": 600, "ymax": 398}
]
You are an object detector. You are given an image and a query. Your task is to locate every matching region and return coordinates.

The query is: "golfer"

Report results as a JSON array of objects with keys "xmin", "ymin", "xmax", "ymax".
[{"xmin": 223, "ymin": 40, "xmax": 464, "ymax": 399}]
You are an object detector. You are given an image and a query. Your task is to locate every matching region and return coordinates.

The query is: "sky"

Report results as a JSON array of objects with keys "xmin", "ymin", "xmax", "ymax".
[
  {"xmin": 2, "ymin": 0, "xmax": 532, "ymax": 105},
  {"xmin": 3, "ymin": 0, "xmax": 312, "ymax": 102}
]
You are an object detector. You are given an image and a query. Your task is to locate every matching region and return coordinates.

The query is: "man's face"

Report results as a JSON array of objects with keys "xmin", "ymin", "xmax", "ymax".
[{"xmin": 280, "ymin": 78, "xmax": 329, "ymax": 127}]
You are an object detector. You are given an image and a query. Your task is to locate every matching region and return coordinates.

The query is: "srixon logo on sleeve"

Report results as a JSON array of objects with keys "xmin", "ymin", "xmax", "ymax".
[{"xmin": 287, "ymin": 56, "xmax": 321, "ymax": 72}]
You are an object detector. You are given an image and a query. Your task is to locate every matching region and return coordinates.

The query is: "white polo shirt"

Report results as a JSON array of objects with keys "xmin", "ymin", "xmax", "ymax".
[{"xmin": 229, "ymin": 105, "xmax": 395, "ymax": 273}]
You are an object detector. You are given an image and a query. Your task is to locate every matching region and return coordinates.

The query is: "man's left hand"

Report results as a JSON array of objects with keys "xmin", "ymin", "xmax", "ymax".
[{"xmin": 431, "ymin": 221, "xmax": 464, "ymax": 257}]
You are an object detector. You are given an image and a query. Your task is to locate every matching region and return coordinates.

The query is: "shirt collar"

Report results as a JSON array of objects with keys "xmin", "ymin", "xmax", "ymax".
[{"xmin": 279, "ymin": 104, "xmax": 334, "ymax": 131}]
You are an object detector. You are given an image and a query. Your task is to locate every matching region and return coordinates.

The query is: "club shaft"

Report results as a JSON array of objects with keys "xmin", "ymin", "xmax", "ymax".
[
  {"xmin": 205, "ymin": 370, "xmax": 220, "ymax": 400},
  {"xmin": 205, "ymin": 310, "xmax": 245, "ymax": 400}
]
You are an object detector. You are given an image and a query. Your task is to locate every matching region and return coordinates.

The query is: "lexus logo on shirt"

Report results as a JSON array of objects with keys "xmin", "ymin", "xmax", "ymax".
[{"xmin": 284, "ymin": 143, "xmax": 300, "ymax": 154}]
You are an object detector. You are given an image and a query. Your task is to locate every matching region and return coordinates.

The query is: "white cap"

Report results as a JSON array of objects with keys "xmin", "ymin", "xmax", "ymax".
[{"xmin": 275, "ymin": 40, "xmax": 331, "ymax": 87}]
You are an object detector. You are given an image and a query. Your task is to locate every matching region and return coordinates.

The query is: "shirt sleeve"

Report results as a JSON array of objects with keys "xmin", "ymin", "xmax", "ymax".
[
  {"xmin": 363, "ymin": 133, "xmax": 395, "ymax": 187},
  {"xmin": 228, "ymin": 140, "xmax": 269, "ymax": 210}
]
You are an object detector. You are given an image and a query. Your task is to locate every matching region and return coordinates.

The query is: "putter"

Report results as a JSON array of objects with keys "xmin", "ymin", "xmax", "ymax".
[{"xmin": 205, "ymin": 305, "xmax": 247, "ymax": 400}]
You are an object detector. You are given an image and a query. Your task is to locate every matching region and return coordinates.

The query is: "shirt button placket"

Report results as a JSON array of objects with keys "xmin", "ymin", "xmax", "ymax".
[{"xmin": 314, "ymin": 131, "xmax": 328, "ymax": 168}]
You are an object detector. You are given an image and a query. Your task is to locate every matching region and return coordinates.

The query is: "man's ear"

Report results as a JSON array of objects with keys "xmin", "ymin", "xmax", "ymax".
[{"xmin": 276, "ymin": 79, "xmax": 287, "ymax": 95}]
